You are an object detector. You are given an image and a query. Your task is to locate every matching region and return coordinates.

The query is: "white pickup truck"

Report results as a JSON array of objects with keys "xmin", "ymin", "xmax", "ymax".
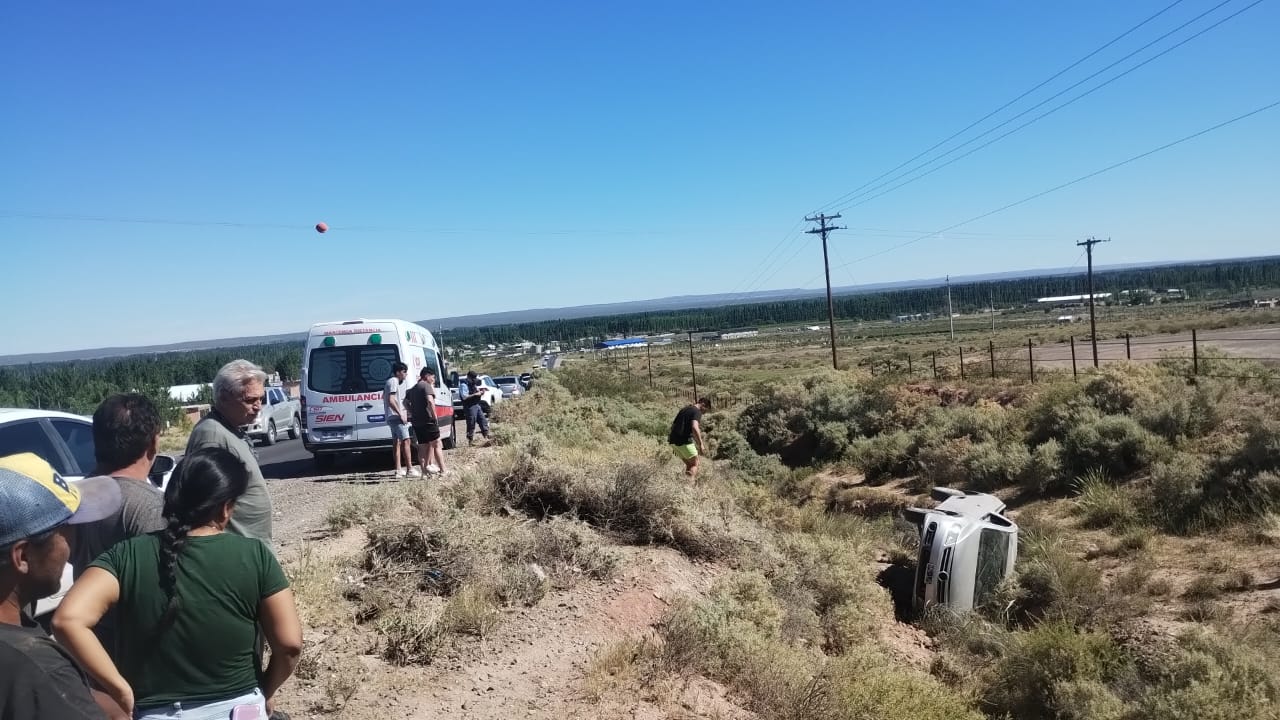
[{"xmin": 242, "ymin": 385, "xmax": 301, "ymax": 446}]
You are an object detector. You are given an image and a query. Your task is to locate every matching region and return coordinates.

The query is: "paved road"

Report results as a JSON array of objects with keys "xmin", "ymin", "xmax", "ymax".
[{"xmin": 1031, "ymin": 325, "xmax": 1280, "ymax": 366}]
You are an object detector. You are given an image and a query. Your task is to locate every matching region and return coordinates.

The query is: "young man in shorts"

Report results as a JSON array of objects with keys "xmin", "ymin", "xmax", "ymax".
[
  {"xmin": 668, "ymin": 397, "xmax": 712, "ymax": 478},
  {"xmin": 383, "ymin": 362, "xmax": 417, "ymax": 477},
  {"xmin": 405, "ymin": 369, "xmax": 447, "ymax": 476}
]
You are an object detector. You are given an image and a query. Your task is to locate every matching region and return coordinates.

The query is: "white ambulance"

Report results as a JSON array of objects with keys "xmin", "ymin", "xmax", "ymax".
[{"xmin": 300, "ymin": 319, "xmax": 456, "ymax": 470}]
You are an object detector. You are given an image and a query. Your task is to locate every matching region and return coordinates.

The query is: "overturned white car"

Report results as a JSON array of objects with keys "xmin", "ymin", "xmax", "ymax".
[{"xmin": 902, "ymin": 487, "xmax": 1018, "ymax": 613}]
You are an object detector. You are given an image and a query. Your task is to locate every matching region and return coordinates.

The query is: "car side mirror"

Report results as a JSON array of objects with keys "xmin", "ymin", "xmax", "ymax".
[{"xmin": 149, "ymin": 454, "xmax": 178, "ymax": 490}]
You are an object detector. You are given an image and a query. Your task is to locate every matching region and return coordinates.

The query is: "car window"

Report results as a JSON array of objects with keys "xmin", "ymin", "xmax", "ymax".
[
  {"xmin": 0, "ymin": 420, "xmax": 72, "ymax": 475},
  {"xmin": 270, "ymin": 388, "xmax": 284, "ymax": 405},
  {"xmin": 308, "ymin": 346, "xmax": 401, "ymax": 393},
  {"xmin": 50, "ymin": 419, "xmax": 96, "ymax": 476}
]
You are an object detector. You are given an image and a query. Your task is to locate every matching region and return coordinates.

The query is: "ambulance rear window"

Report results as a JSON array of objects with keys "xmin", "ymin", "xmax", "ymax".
[{"xmin": 308, "ymin": 346, "xmax": 401, "ymax": 393}]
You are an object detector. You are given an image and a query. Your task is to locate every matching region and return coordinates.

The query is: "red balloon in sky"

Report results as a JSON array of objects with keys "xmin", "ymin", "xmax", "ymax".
[{"xmin": 315, "ymin": 222, "xmax": 328, "ymax": 234}]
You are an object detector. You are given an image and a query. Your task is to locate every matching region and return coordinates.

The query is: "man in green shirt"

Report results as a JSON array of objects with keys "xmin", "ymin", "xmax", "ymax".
[{"xmin": 185, "ymin": 360, "xmax": 273, "ymax": 545}]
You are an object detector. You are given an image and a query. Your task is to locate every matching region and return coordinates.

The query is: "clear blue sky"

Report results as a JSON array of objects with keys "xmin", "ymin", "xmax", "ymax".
[{"xmin": 2, "ymin": 1, "xmax": 1276, "ymax": 354}]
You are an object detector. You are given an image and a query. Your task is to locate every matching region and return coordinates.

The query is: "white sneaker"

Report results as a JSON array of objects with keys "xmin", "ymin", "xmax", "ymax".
[
  {"xmin": 409, "ymin": 467, "xmax": 423, "ymax": 477},
  {"xmin": 426, "ymin": 464, "xmax": 441, "ymax": 474},
  {"xmin": 395, "ymin": 468, "xmax": 407, "ymax": 477}
]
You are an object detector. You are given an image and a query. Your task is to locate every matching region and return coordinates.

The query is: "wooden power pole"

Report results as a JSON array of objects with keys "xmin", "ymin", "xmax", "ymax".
[
  {"xmin": 1077, "ymin": 236, "xmax": 1110, "ymax": 368},
  {"xmin": 805, "ymin": 212, "xmax": 845, "ymax": 370}
]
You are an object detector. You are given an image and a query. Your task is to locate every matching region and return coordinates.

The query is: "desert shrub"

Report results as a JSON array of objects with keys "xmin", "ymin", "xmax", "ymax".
[
  {"xmin": 963, "ymin": 440, "xmax": 1031, "ymax": 491},
  {"xmin": 1023, "ymin": 382, "xmax": 1094, "ymax": 445},
  {"xmin": 1062, "ymin": 414, "xmax": 1170, "ymax": 479},
  {"xmin": 847, "ymin": 430, "xmax": 914, "ymax": 481},
  {"xmin": 1143, "ymin": 454, "xmax": 1208, "ymax": 532},
  {"xmin": 557, "ymin": 363, "xmax": 651, "ymax": 401},
  {"xmin": 326, "ymin": 488, "xmax": 395, "ymax": 532},
  {"xmin": 1083, "ymin": 366, "xmax": 1159, "ymax": 416},
  {"xmin": 825, "ymin": 485, "xmax": 907, "ymax": 518},
  {"xmin": 1133, "ymin": 379, "xmax": 1223, "ymax": 443},
  {"xmin": 1128, "ymin": 630, "xmax": 1280, "ymax": 720},
  {"xmin": 1073, "ymin": 471, "xmax": 1139, "ymax": 529},
  {"xmin": 981, "ymin": 622, "xmax": 1127, "ymax": 720},
  {"xmin": 379, "ymin": 606, "xmax": 444, "ymax": 665},
  {"xmin": 917, "ymin": 437, "xmax": 1030, "ymax": 491},
  {"xmin": 1023, "ymin": 439, "xmax": 1067, "ymax": 494},
  {"xmin": 1009, "ymin": 521, "xmax": 1106, "ymax": 625}
]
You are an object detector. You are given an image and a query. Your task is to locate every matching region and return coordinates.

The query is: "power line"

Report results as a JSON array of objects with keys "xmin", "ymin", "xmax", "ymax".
[
  {"xmin": 758, "ymin": 98, "xmax": 1277, "ymax": 307},
  {"xmin": 829, "ymin": 0, "xmax": 1267, "ymax": 215},
  {"xmin": 831, "ymin": 99, "xmax": 1279, "ymax": 270},
  {"xmin": 813, "ymin": 0, "xmax": 1193, "ymax": 214}
]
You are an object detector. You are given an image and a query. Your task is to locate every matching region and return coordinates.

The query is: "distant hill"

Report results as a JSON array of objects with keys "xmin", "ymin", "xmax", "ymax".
[{"xmin": 3, "ymin": 254, "xmax": 1275, "ymax": 366}]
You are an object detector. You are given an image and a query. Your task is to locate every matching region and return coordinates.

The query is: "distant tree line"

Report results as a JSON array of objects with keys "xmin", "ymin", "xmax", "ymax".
[
  {"xmin": 0, "ymin": 342, "xmax": 302, "ymax": 421},
  {"xmin": 441, "ymin": 257, "xmax": 1280, "ymax": 347},
  {"xmin": 5, "ymin": 257, "xmax": 1278, "ymax": 416}
]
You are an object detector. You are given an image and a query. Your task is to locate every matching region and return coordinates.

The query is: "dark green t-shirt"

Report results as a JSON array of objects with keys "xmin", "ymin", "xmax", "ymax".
[{"xmin": 90, "ymin": 533, "xmax": 289, "ymax": 707}]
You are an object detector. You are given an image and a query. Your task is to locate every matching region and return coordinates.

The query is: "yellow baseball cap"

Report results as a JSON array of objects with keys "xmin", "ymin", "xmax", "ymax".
[{"xmin": 0, "ymin": 453, "xmax": 122, "ymax": 547}]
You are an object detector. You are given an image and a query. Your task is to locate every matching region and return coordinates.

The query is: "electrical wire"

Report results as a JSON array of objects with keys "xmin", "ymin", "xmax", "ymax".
[
  {"xmin": 757, "ymin": 98, "xmax": 1277, "ymax": 308},
  {"xmin": 812, "ymin": 0, "xmax": 1192, "ymax": 214},
  {"xmin": 829, "ymin": 0, "xmax": 1269, "ymax": 213}
]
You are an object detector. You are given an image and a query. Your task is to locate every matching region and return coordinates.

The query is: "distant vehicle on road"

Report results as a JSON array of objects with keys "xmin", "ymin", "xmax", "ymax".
[
  {"xmin": 0, "ymin": 407, "xmax": 177, "ymax": 619},
  {"xmin": 300, "ymin": 319, "xmax": 458, "ymax": 471},
  {"xmin": 241, "ymin": 385, "xmax": 300, "ymax": 446},
  {"xmin": 493, "ymin": 375, "xmax": 524, "ymax": 398}
]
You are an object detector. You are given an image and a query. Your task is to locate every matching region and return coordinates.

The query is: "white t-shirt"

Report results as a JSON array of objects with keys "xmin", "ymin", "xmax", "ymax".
[{"xmin": 383, "ymin": 376, "xmax": 406, "ymax": 420}]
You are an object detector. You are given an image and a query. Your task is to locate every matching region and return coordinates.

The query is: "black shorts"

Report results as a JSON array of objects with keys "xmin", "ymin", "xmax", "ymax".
[{"xmin": 413, "ymin": 423, "xmax": 441, "ymax": 443}]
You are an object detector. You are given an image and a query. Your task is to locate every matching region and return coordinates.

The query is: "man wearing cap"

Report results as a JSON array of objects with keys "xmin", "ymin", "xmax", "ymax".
[{"xmin": 0, "ymin": 452, "xmax": 124, "ymax": 719}]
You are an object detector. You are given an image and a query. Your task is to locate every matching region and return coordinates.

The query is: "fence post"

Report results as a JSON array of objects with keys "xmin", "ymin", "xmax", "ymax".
[
  {"xmin": 907, "ymin": 355, "xmax": 913, "ymax": 375},
  {"xmin": 1125, "ymin": 333, "xmax": 1131, "ymax": 360},
  {"xmin": 959, "ymin": 346, "xmax": 966, "ymax": 379},
  {"xmin": 989, "ymin": 340, "xmax": 996, "ymax": 379},
  {"xmin": 1192, "ymin": 329, "xmax": 1199, "ymax": 376},
  {"xmin": 1070, "ymin": 335, "xmax": 1078, "ymax": 380},
  {"xmin": 932, "ymin": 352, "xmax": 938, "ymax": 379},
  {"xmin": 1028, "ymin": 338, "xmax": 1035, "ymax": 383}
]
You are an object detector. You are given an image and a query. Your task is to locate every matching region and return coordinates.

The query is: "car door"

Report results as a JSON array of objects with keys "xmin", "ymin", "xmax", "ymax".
[{"xmin": 269, "ymin": 388, "xmax": 287, "ymax": 427}]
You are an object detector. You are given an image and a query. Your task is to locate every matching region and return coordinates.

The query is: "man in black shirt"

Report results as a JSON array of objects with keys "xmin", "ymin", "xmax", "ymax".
[
  {"xmin": 668, "ymin": 397, "xmax": 712, "ymax": 478},
  {"xmin": 0, "ymin": 452, "xmax": 124, "ymax": 720}
]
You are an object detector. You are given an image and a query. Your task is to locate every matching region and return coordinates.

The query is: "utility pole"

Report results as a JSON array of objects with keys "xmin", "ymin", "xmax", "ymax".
[
  {"xmin": 805, "ymin": 212, "xmax": 845, "ymax": 370},
  {"xmin": 686, "ymin": 330, "xmax": 699, "ymax": 402},
  {"xmin": 947, "ymin": 275, "xmax": 955, "ymax": 340},
  {"xmin": 1077, "ymin": 236, "xmax": 1110, "ymax": 368}
]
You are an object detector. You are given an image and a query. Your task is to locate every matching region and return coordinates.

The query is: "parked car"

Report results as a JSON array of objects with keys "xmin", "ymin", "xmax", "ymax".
[
  {"xmin": 242, "ymin": 385, "xmax": 300, "ymax": 446},
  {"xmin": 493, "ymin": 375, "xmax": 524, "ymax": 398},
  {"xmin": 519, "ymin": 372, "xmax": 533, "ymax": 389},
  {"xmin": 449, "ymin": 374, "xmax": 503, "ymax": 416},
  {"xmin": 0, "ymin": 407, "xmax": 177, "ymax": 619}
]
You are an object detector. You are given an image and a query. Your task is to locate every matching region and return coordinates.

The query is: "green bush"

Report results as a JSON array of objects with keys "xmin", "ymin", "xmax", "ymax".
[
  {"xmin": 982, "ymin": 622, "xmax": 1127, "ymax": 720},
  {"xmin": 1062, "ymin": 414, "xmax": 1170, "ymax": 479},
  {"xmin": 1144, "ymin": 455, "xmax": 1208, "ymax": 532},
  {"xmin": 847, "ymin": 430, "xmax": 914, "ymax": 482},
  {"xmin": 1023, "ymin": 382, "xmax": 1094, "ymax": 445},
  {"xmin": 1023, "ymin": 439, "xmax": 1067, "ymax": 494}
]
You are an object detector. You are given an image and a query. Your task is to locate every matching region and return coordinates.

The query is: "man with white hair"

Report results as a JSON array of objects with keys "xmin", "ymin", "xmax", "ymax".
[{"xmin": 183, "ymin": 359, "xmax": 273, "ymax": 545}]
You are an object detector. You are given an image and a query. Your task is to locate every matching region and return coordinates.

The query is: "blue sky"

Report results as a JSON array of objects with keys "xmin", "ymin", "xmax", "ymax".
[{"xmin": 2, "ymin": 1, "xmax": 1276, "ymax": 354}]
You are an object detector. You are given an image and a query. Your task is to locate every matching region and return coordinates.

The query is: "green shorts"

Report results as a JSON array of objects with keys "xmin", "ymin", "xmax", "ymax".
[{"xmin": 672, "ymin": 443, "xmax": 698, "ymax": 461}]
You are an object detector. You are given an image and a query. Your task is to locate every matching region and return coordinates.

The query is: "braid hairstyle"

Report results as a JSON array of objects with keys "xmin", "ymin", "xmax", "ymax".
[{"xmin": 156, "ymin": 446, "xmax": 250, "ymax": 632}]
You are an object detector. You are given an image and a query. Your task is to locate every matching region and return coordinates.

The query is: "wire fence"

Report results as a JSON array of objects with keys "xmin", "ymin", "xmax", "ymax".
[{"xmin": 861, "ymin": 327, "xmax": 1280, "ymax": 383}]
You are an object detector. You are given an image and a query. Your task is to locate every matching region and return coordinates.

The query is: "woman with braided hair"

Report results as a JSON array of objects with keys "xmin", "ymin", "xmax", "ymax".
[{"xmin": 53, "ymin": 447, "xmax": 302, "ymax": 720}]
